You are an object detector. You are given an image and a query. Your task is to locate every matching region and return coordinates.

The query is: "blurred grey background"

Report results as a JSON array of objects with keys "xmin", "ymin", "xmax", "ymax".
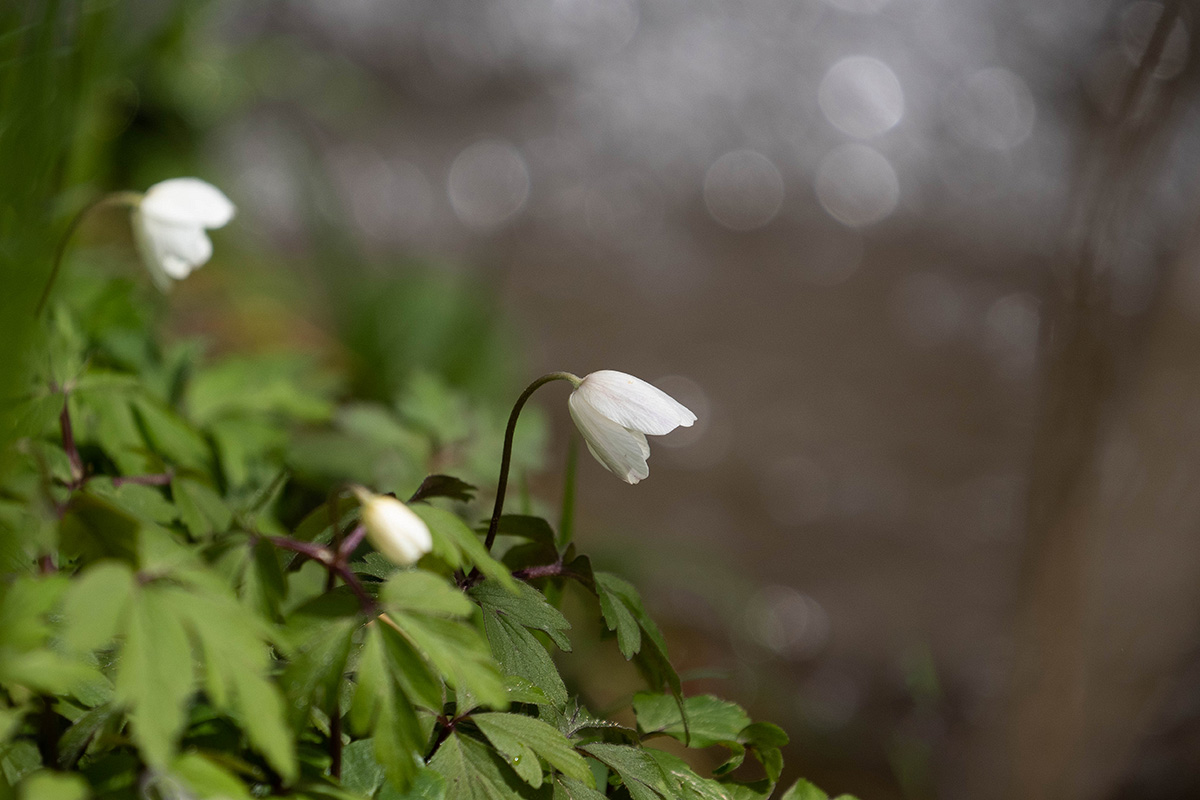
[{"xmin": 145, "ymin": 0, "xmax": 1200, "ymax": 797}]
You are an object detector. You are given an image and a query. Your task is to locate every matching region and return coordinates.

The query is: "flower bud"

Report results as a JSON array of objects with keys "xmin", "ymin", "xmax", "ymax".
[{"xmin": 352, "ymin": 487, "xmax": 433, "ymax": 566}]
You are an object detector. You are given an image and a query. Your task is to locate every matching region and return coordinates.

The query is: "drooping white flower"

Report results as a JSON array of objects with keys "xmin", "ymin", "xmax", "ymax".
[
  {"xmin": 352, "ymin": 487, "xmax": 433, "ymax": 566},
  {"xmin": 567, "ymin": 370, "xmax": 697, "ymax": 484},
  {"xmin": 132, "ymin": 178, "xmax": 235, "ymax": 290}
]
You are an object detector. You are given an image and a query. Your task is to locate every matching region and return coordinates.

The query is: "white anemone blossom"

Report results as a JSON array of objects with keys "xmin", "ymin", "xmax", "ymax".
[
  {"xmin": 567, "ymin": 370, "xmax": 697, "ymax": 484},
  {"xmin": 352, "ymin": 487, "xmax": 433, "ymax": 566},
  {"xmin": 132, "ymin": 178, "xmax": 235, "ymax": 289}
]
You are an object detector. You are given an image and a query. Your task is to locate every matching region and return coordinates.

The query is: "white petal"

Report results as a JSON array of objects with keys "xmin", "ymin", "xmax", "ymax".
[
  {"xmin": 133, "ymin": 208, "xmax": 213, "ymax": 288},
  {"xmin": 569, "ymin": 390, "xmax": 651, "ymax": 484},
  {"xmin": 360, "ymin": 494, "xmax": 433, "ymax": 566},
  {"xmin": 141, "ymin": 178, "xmax": 235, "ymax": 228},
  {"xmin": 574, "ymin": 370, "xmax": 697, "ymax": 435}
]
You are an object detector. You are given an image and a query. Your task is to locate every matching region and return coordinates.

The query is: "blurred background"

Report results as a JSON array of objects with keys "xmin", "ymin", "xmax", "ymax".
[{"xmin": 7, "ymin": 0, "xmax": 1200, "ymax": 797}]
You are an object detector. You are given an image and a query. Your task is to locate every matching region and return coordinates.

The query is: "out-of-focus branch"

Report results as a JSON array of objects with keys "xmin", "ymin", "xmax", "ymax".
[{"xmin": 1005, "ymin": 3, "xmax": 1199, "ymax": 798}]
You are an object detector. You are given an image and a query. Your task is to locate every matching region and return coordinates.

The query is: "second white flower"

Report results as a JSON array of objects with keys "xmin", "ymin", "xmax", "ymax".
[{"xmin": 567, "ymin": 370, "xmax": 697, "ymax": 484}]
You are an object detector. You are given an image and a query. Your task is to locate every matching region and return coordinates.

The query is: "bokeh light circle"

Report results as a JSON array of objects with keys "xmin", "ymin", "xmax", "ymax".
[{"xmin": 814, "ymin": 143, "xmax": 899, "ymax": 227}]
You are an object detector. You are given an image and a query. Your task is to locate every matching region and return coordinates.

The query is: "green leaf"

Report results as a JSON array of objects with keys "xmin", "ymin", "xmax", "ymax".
[
  {"xmin": 552, "ymin": 776, "xmax": 607, "ymax": 800},
  {"xmin": 387, "ymin": 614, "xmax": 507, "ymax": 712},
  {"xmin": 410, "ymin": 505, "xmax": 515, "ymax": 592},
  {"xmin": 739, "ymin": 722, "xmax": 788, "ymax": 786},
  {"xmin": 171, "ymin": 752, "xmax": 255, "ymax": 800},
  {"xmin": 132, "ymin": 395, "xmax": 211, "ymax": 471},
  {"xmin": 593, "ymin": 573, "xmax": 684, "ymax": 737},
  {"xmin": 377, "ymin": 767, "xmax": 448, "ymax": 800},
  {"xmin": 172, "ymin": 476, "xmax": 233, "ymax": 539},
  {"xmin": 428, "ymin": 732, "xmax": 523, "ymax": 800},
  {"xmin": 58, "ymin": 491, "xmax": 140, "ymax": 566},
  {"xmin": 159, "ymin": 586, "xmax": 296, "ymax": 781},
  {"xmin": 243, "ymin": 537, "xmax": 288, "ymax": 621},
  {"xmin": 114, "ymin": 586, "xmax": 195, "ymax": 767},
  {"xmin": 470, "ymin": 581, "xmax": 571, "ymax": 652},
  {"xmin": 349, "ymin": 623, "xmax": 426, "ymax": 791},
  {"xmin": 408, "ymin": 474, "xmax": 476, "ymax": 504},
  {"xmin": 633, "ymin": 693, "xmax": 750, "ymax": 749},
  {"xmin": 280, "ymin": 608, "xmax": 357, "ymax": 726},
  {"xmin": 88, "ymin": 480, "xmax": 177, "ymax": 525},
  {"xmin": 341, "ymin": 739, "xmax": 386, "ymax": 796},
  {"xmin": 579, "ymin": 743, "xmax": 671, "ymax": 800},
  {"xmin": 1, "ymin": 740, "xmax": 40, "ymax": 786},
  {"xmin": 57, "ymin": 704, "xmax": 120, "ymax": 769},
  {"xmin": 59, "ymin": 561, "xmax": 134, "ymax": 654},
  {"xmin": 473, "ymin": 713, "xmax": 593, "ymax": 787},
  {"xmin": 377, "ymin": 620, "xmax": 444, "ymax": 712},
  {"xmin": 493, "ymin": 516, "xmax": 555, "ymax": 547},
  {"xmin": 383, "ymin": 571, "xmax": 474, "ymax": 618},
  {"xmin": 593, "ymin": 576, "xmax": 640, "ymax": 659},
  {"xmin": 17, "ymin": 771, "xmax": 89, "ymax": 800},
  {"xmin": 779, "ymin": 780, "xmax": 830, "ymax": 800},
  {"xmin": 480, "ymin": 609, "xmax": 567, "ymax": 709},
  {"xmin": 471, "ymin": 580, "xmax": 571, "ymax": 706},
  {"xmin": 644, "ymin": 749, "xmax": 734, "ymax": 800}
]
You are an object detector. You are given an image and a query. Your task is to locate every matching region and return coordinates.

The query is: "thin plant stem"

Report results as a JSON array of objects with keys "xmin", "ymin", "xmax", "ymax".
[
  {"xmin": 266, "ymin": 535, "xmax": 377, "ymax": 614},
  {"xmin": 59, "ymin": 395, "xmax": 83, "ymax": 486},
  {"xmin": 483, "ymin": 372, "xmax": 578, "ymax": 552},
  {"xmin": 34, "ymin": 192, "xmax": 141, "ymax": 316}
]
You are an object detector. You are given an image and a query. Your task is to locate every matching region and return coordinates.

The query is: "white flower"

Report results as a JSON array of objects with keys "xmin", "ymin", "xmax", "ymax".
[
  {"xmin": 567, "ymin": 370, "xmax": 697, "ymax": 484},
  {"xmin": 352, "ymin": 487, "xmax": 433, "ymax": 566},
  {"xmin": 132, "ymin": 178, "xmax": 235, "ymax": 290}
]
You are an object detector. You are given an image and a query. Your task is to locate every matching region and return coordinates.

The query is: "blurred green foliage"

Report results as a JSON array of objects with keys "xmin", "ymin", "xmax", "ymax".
[{"xmin": 0, "ymin": 3, "xmax": 847, "ymax": 800}]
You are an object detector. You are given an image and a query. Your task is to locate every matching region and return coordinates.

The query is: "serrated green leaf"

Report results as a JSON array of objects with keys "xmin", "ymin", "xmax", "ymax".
[
  {"xmin": 377, "ymin": 767, "xmax": 448, "ymax": 800},
  {"xmin": 473, "ymin": 713, "xmax": 593, "ymax": 787},
  {"xmin": 378, "ymin": 620, "xmax": 444, "ymax": 711},
  {"xmin": 350, "ymin": 624, "xmax": 425, "ymax": 790},
  {"xmin": 552, "ymin": 776, "xmax": 608, "ymax": 800},
  {"xmin": 341, "ymin": 739, "xmax": 385, "ymax": 796},
  {"xmin": 503, "ymin": 677, "xmax": 551, "ymax": 706},
  {"xmin": 428, "ymin": 732, "xmax": 523, "ymax": 800},
  {"xmin": 280, "ymin": 609, "xmax": 357, "ymax": 727},
  {"xmin": 645, "ymin": 749, "xmax": 734, "ymax": 800},
  {"xmin": 88, "ymin": 480, "xmax": 177, "ymax": 525},
  {"xmin": 244, "ymin": 537, "xmax": 287, "ymax": 621},
  {"xmin": 172, "ymin": 476, "xmax": 232, "ymax": 539},
  {"xmin": 410, "ymin": 505, "xmax": 515, "ymax": 592},
  {"xmin": 386, "ymin": 614, "xmax": 507, "ymax": 712},
  {"xmin": 114, "ymin": 586, "xmax": 194, "ymax": 767},
  {"xmin": 383, "ymin": 571, "xmax": 473, "ymax": 618},
  {"xmin": 593, "ymin": 576, "xmax": 639, "ymax": 659},
  {"xmin": 633, "ymin": 693, "xmax": 750, "ymax": 749},
  {"xmin": 470, "ymin": 580, "xmax": 571, "ymax": 652},
  {"xmin": 158, "ymin": 585, "xmax": 296, "ymax": 781},
  {"xmin": 59, "ymin": 561, "xmax": 134, "ymax": 654},
  {"xmin": 579, "ymin": 743, "xmax": 671, "ymax": 800},
  {"xmin": 481, "ymin": 610, "xmax": 567, "ymax": 709}
]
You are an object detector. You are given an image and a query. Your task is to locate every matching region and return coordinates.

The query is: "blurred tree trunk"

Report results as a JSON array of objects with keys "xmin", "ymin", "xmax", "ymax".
[{"xmin": 998, "ymin": 3, "xmax": 1200, "ymax": 798}]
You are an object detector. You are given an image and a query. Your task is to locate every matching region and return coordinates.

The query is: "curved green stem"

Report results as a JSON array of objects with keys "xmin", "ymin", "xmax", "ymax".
[
  {"xmin": 483, "ymin": 371, "xmax": 579, "ymax": 552},
  {"xmin": 34, "ymin": 191, "xmax": 142, "ymax": 316}
]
